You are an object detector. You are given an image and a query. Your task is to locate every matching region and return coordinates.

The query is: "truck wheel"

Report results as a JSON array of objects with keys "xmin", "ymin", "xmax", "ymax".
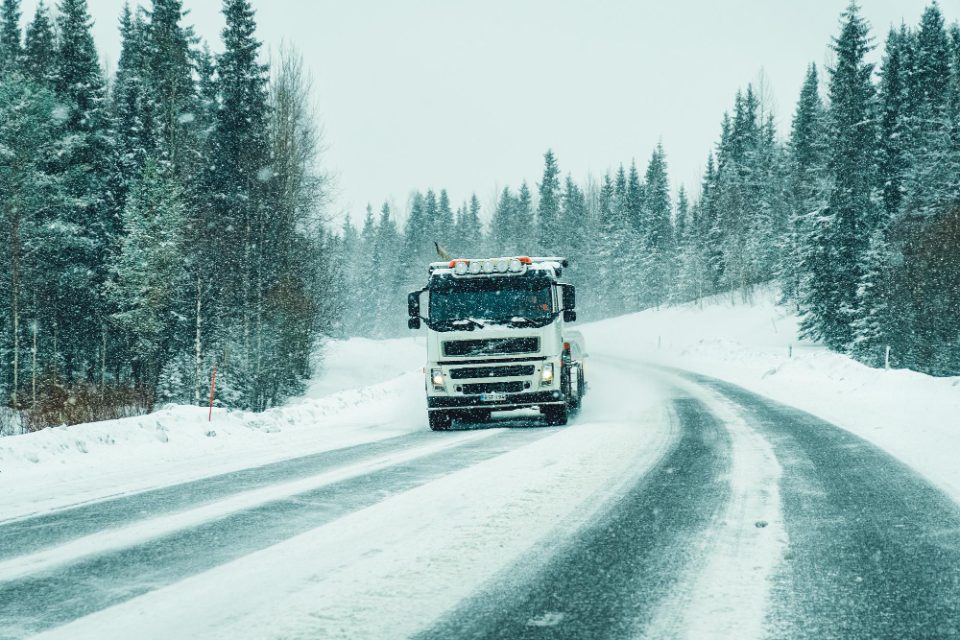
[
  {"xmin": 542, "ymin": 405, "xmax": 568, "ymax": 426},
  {"xmin": 428, "ymin": 411, "xmax": 452, "ymax": 431}
]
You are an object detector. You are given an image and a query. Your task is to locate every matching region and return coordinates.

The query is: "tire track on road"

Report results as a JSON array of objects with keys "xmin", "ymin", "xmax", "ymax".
[
  {"xmin": 0, "ymin": 431, "xmax": 438, "ymax": 559},
  {"xmin": 0, "ymin": 427, "xmax": 555, "ymax": 640},
  {"xmin": 418, "ymin": 393, "xmax": 733, "ymax": 640},
  {"xmin": 683, "ymin": 373, "xmax": 960, "ymax": 640}
]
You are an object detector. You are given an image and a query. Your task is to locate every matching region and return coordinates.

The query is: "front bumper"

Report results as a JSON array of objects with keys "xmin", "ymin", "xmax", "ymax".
[{"xmin": 427, "ymin": 390, "xmax": 566, "ymax": 412}]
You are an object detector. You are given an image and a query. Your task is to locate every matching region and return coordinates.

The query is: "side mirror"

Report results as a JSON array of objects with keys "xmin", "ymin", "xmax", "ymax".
[
  {"xmin": 408, "ymin": 317, "xmax": 422, "ymax": 330},
  {"xmin": 561, "ymin": 284, "xmax": 576, "ymax": 311},
  {"xmin": 563, "ymin": 309, "xmax": 577, "ymax": 323},
  {"xmin": 407, "ymin": 291, "xmax": 421, "ymax": 318}
]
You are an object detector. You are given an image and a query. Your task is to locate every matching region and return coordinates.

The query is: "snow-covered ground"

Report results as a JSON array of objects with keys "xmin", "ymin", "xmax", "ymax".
[
  {"xmin": 0, "ymin": 337, "xmax": 427, "ymax": 520},
  {"xmin": 581, "ymin": 287, "xmax": 960, "ymax": 503},
  {"xmin": 3, "ymin": 288, "xmax": 959, "ymax": 639},
  {"xmin": 3, "ymin": 288, "xmax": 958, "ymax": 517}
]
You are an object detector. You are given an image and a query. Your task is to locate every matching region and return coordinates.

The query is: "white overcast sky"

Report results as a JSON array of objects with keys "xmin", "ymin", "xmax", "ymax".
[{"xmin": 21, "ymin": 1, "xmax": 958, "ymax": 223}]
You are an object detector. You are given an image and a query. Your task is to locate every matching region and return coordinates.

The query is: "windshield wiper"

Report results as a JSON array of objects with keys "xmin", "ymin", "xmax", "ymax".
[
  {"xmin": 497, "ymin": 316, "xmax": 549, "ymax": 327},
  {"xmin": 450, "ymin": 317, "xmax": 486, "ymax": 330}
]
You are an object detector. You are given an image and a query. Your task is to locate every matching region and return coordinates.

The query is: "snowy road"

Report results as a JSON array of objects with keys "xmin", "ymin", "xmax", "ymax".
[{"xmin": 2, "ymin": 355, "xmax": 960, "ymax": 639}]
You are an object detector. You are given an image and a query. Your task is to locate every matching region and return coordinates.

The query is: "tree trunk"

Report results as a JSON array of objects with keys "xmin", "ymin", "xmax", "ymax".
[
  {"xmin": 194, "ymin": 274, "xmax": 202, "ymax": 406},
  {"xmin": 10, "ymin": 210, "xmax": 20, "ymax": 409}
]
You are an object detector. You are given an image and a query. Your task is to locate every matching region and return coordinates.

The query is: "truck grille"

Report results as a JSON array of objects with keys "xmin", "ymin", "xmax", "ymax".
[
  {"xmin": 449, "ymin": 365, "xmax": 536, "ymax": 380},
  {"xmin": 461, "ymin": 381, "xmax": 527, "ymax": 395},
  {"xmin": 443, "ymin": 337, "xmax": 540, "ymax": 357}
]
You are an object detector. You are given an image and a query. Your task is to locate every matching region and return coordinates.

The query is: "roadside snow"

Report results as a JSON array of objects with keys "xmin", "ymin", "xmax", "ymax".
[
  {"xmin": 32, "ymin": 362, "xmax": 676, "ymax": 640},
  {"xmin": 581, "ymin": 287, "xmax": 960, "ymax": 505},
  {"xmin": 0, "ymin": 337, "xmax": 427, "ymax": 520}
]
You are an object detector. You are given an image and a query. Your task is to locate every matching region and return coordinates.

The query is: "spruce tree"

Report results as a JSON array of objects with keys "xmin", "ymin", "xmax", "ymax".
[
  {"xmin": 803, "ymin": 2, "xmax": 878, "ymax": 349},
  {"xmin": 489, "ymin": 187, "xmax": 515, "ymax": 255},
  {"xmin": 877, "ymin": 29, "xmax": 908, "ymax": 219},
  {"xmin": 625, "ymin": 161, "xmax": 644, "ymax": 233},
  {"xmin": 436, "ymin": 189, "xmax": 454, "ymax": 247},
  {"xmin": 108, "ymin": 159, "xmax": 187, "ymax": 392},
  {"xmin": 54, "ymin": 0, "xmax": 118, "ymax": 381},
  {"xmin": 642, "ymin": 144, "xmax": 674, "ymax": 307},
  {"xmin": 399, "ymin": 192, "xmax": 431, "ymax": 292},
  {"xmin": 145, "ymin": 0, "xmax": 197, "ymax": 173},
  {"xmin": 559, "ymin": 175, "xmax": 587, "ymax": 262},
  {"xmin": 203, "ymin": 0, "xmax": 271, "ymax": 406},
  {"xmin": 23, "ymin": 2, "xmax": 55, "ymax": 85},
  {"xmin": 537, "ymin": 150, "xmax": 562, "ymax": 254},
  {"xmin": 0, "ymin": 77, "xmax": 69, "ymax": 406},
  {"xmin": 453, "ymin": 194, "xmax": 482, "ymax": 257},
  {"xmin": 372, "ymin": 203, "xmax": 402, "ymax": 335},
  {"xmin": 783, "ymin": 63, "xmax": 829, "ymax": 304},
  {"xmin": 113, "ymin": 3, "xmax": 154, "ymax": 207},
  {"xmin": 0, "ymin": 0, "xmax": 22, "ymax": 74},
  {"xmin": 514, "ymin": 182, "xmax": 534, "ymax": 254}
]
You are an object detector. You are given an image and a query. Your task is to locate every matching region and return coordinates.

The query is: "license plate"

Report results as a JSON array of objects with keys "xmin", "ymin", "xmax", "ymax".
[{"xmin": 480, "ymin": 392, "xmax": 507, "ymax": 403}]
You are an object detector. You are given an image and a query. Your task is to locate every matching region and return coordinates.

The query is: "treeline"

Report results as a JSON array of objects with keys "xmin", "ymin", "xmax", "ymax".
[
  {"xmin": 337, "ymin": 2, "xmax": 960, "ymax": 377},
  {"xmin": 0, "ymin": 0, "xmax": 334, "ymax": 429}
]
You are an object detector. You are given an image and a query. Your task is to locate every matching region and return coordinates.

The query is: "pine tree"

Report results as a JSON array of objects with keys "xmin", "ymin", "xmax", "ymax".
[
  {"xmin": 145, "ymin": 0, "xmax": 197, "ymax": 173},
  {"xmin": 399, "ymin": 192, "xmax": 432, "ymax": 292},
  {"xmin": 372, "ymin": 203, "xmax": 402, "ymax": 336},
  {"xmin": 0, "ymin": 0, "xmax": 22, "ymax": 74},
  {"xmin": 0, "ymin": 77, "xmax": 69, "ymax": 406},
  {"xmin": 642, "ymin": 143, "xmax": 674, "ymax": 307},
  {"xmin": 108, "ymin": 159, "xmax": 187, "ymax": 393},
  {"xmin": 436, "ymin": 189, "xmax": 454, "ymax": 247},
  {"xmin": 901, "ymin": 3, "xmax": 956, "ymax": 216},
  {"xmin": 802, "ymin": 2, "xmax": 878, "ymax": 349},
  {"xmin": 514, "ymin": 182, "xmax": 534, "ymax": 254},
  {"xmin": 783, "ymin": 63, "xmax": 830, "ymax": 305},
  {"xmin": 850, "ymin": 228, "xmax": 894, "ymax": 367},
  {"xmin": 537, "ymin": 149, "xmax": 562, "ymax": 254},
  {"xmin": 23, "ymin": 2, "xmax": 55, "ymax": 85},
  {"xmin": 559, "ymin": 175, "xmax": 587, "ymax": 262},
  {"xmin": 453, "ymin": 194, "xmax": 482, "ymax": 257},
  {"xmin": 489, "ymin": 187, "xmax": 515, "ymax": 255},
  {"xmin": 625, "ymin": 161, "xmax": 644, "ymax": 233},
  {"xmin": 54, "ymin": 0, "xmax": 118, "ymax": 382},
  {"xmin": 205, "ymin": 0, "xmax": 271, "ymax": 406},
  {"xmin": 596, "ymin": 169, "xmax": 638, "ymax": 315},
  {"xmin": 877, "ymin": 29, "xmax": 908, "ymax": 220},
  {"xmin": 113, "ymin": 3, "xmax": 155, "ymax": 207}
]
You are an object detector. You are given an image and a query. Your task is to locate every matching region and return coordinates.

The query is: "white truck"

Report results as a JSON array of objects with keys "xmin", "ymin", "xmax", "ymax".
[{"xmin": 407, "ymin": 256, "xmax": 587, "ymax": 430}]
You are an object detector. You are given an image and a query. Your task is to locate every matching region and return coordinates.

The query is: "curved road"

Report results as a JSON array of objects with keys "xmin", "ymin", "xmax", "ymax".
[{"xmin": 1, "ymin": 358, "xmax": 959, "ymax": 639}]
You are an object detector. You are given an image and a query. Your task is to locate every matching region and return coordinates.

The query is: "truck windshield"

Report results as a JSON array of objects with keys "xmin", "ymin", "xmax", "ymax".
[{"xmin": 429, "ymin": 279, "xmax": 554, "ymax": 329}]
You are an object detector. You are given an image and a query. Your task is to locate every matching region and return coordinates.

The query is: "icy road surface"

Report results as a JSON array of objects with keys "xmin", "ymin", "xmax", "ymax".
[{"xmin": 2, "ymin": 353, "xmax": 960, "ymax": 639}]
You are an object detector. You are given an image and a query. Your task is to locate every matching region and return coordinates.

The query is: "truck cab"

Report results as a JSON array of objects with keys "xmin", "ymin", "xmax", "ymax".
[{"xmin": 408, "ymin": 256, "xmax": 587, "ymax": 430}]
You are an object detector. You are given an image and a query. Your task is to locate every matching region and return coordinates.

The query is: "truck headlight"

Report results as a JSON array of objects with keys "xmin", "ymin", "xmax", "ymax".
[
  {"xmin": 541, "ymin": 363, "xmax": 554, "ymax": 384},
  {"xmin": 431, "ymin": 369, "xmax": 445, "ymax": 389}
]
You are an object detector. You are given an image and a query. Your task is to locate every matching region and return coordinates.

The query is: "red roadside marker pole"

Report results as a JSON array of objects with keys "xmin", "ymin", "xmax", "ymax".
[{"xmin": 208, "ymin": 366, "xmax": 218, "ymax": 422}]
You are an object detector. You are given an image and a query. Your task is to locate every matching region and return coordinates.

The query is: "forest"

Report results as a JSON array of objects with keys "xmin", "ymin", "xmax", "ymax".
[
  {"xmin": 339, "ymin": 2, "xmax": 960, "ymax": 378},
  {"xmin": 0, "ymin": 0, "xmax": 336, "ymax": 430},
  {"xmin": 1, "ymin": 0, "xmax": 958, "ymax": 432}
]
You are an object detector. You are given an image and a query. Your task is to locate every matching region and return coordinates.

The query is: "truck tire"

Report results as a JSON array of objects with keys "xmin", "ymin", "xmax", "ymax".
[
  {"xmin": 429, "ymin": 411, "xmax": 452, "ymax": 431},
  {"xmin": 542, "ymin": 405, "xmax": 568, "ymax": 426}
]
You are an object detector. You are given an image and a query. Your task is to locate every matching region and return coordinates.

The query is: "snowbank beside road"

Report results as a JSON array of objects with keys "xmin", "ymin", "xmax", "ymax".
[
  {"xmin": 581, "ymin": 288, "xmax": 960, "ymax": 503},
  {"xmin": 0, "ymin": 338, "xmax": 426, "ymax": 520}
]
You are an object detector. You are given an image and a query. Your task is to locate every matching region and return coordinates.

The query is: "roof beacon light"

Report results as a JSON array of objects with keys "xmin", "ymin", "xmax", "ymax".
[{"xmin": 517, "ymin": 256, "xmax": 533, "ymax": 265}]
